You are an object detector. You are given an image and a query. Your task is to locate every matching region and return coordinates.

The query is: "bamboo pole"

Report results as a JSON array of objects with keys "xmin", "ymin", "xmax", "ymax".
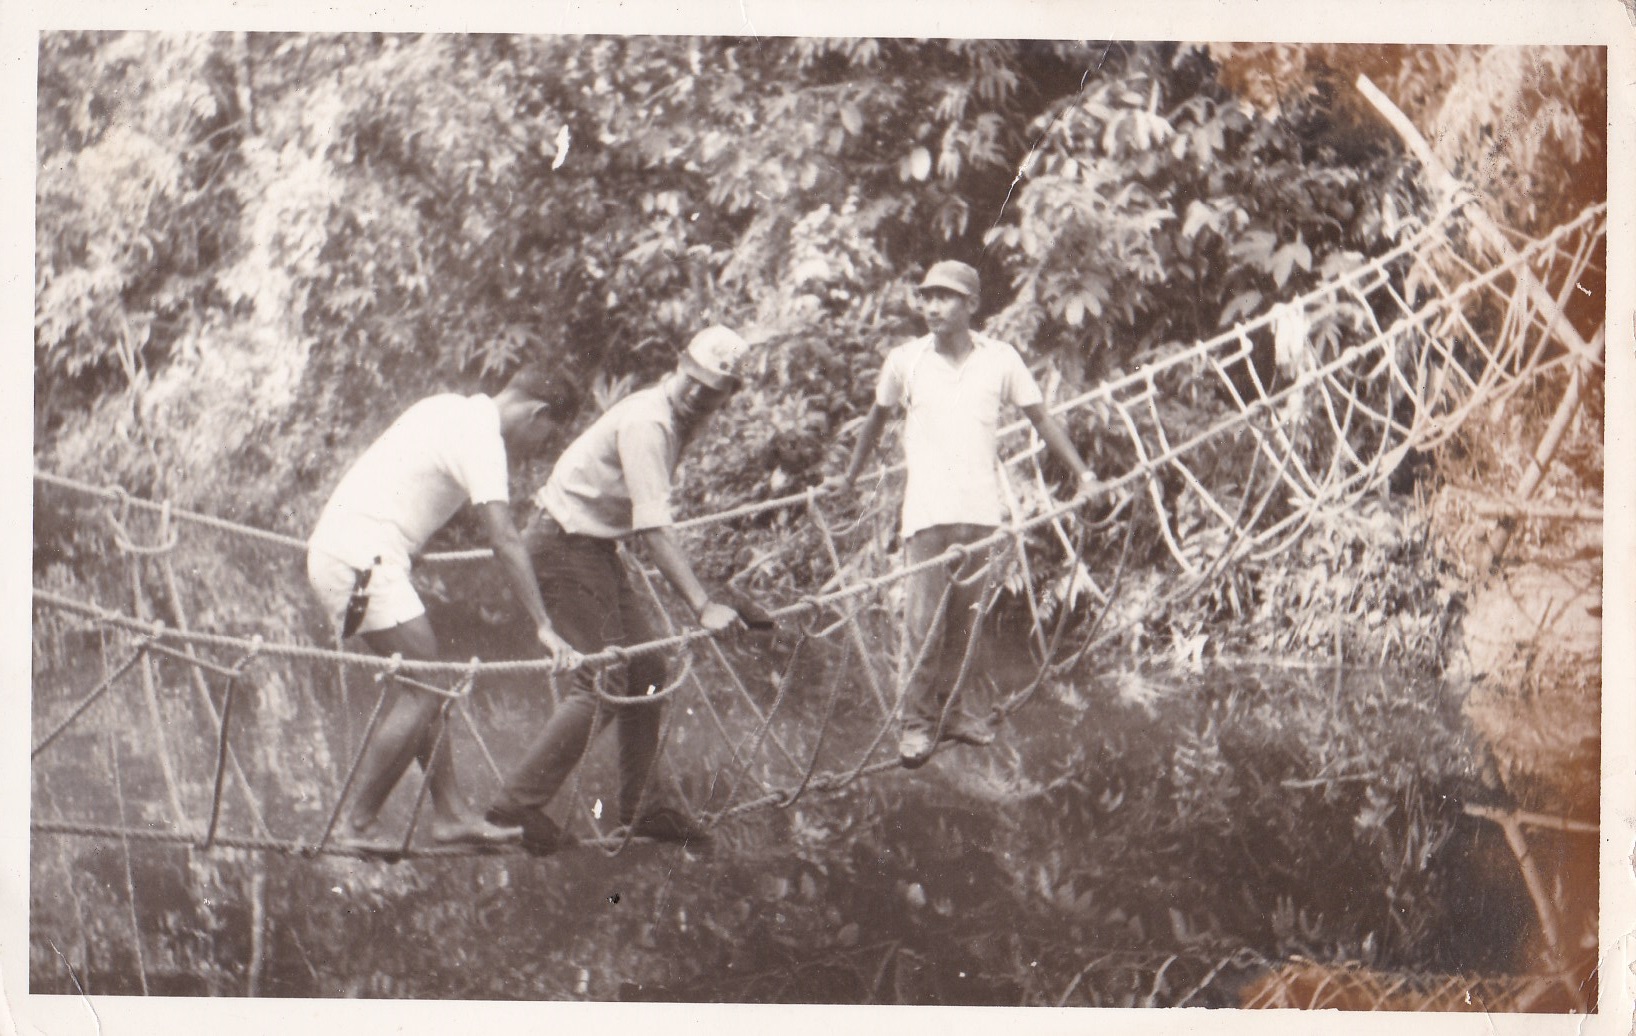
[
  {"xmin": 1355, "ymin": 76, "xmax": 1601, "ymax": 367},
  {"xmin": 1465, "ymin": 804, "xmax": 1586, "ymax": 1010},
  {"xmin": 1463, "ymin": 801, "xmax": 1598, "ymax": 836},
  {"xmin": 1354, "ymin": 74, "xmax": 1605, "ymax": 565},
  {"xmin": 1469, "ymin": 498, "xmax": 1603, "ymax": 522},
  {"xmin": 1487, "ymin": 331, "xmax": 1605, "ymax": 562}
]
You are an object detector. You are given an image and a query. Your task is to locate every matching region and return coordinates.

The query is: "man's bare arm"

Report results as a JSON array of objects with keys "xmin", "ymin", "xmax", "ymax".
[
  {"xmin": 633, "ymin": 526, "xmax": 741, "ymax": 633},
  {"xmin": 1020, "ymin": 403, "xmax": 1096, "ymax": 493},
  {"xmin": 833, "ymin": 403, "xmax": 894, "ymax": 489},
  {"xmin": 478, "ymin": 501, "xmax": 575, "ymax": 659}
]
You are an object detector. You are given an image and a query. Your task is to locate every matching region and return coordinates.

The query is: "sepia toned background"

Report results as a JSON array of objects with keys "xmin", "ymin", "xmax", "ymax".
[{"xmin": 7, "ymin": 1, "xmax": 1634, "ymax": 1034}]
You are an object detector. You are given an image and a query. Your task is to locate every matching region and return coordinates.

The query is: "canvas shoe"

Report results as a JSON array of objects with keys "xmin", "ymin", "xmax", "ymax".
[
  {"xmin": 486, "ymin": 804, "xmax": 573, "ymax": 856},
  {"xmin": 898, "ymin": 726, "xmax": 935, "ymax": 769}
]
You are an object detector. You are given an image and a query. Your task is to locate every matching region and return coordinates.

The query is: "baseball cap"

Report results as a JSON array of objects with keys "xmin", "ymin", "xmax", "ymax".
[
  {"xmin": 918, "ymin": 260, "xmax": 980, "ymax": 299},
  {"xmin": 679, "ymin": 325, "xmax": 750, "ymax": 391}
]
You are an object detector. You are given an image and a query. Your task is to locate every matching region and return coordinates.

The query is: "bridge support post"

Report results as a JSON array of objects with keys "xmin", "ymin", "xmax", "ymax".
[{"xmin": 1355, "ymin": 75, "xmax": 1605, "ymax": 567}]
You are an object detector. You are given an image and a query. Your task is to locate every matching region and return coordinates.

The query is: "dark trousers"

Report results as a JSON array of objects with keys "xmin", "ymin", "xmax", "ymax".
[
  {"xmin": 901, "ymin": 523, "xmax": 996, "ymax": 732},
  {"xmin": 498, "ymin": 525, "xmax": 665, "ymax": 825}
]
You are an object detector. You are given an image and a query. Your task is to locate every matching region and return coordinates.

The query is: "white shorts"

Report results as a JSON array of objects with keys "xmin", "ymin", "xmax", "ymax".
[{"xmin": 306, "ymin": 548, "xmax": 425, "ymax": 637}]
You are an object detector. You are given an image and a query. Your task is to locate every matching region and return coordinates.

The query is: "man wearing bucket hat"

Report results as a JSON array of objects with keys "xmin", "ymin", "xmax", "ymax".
[
  {"xmin": 490, "ymin": 325, "xmax": 752, "ymax": 852},
  {"xmin": 831, "ymin": 260, "xmax": 1097, "ymax": 769}
]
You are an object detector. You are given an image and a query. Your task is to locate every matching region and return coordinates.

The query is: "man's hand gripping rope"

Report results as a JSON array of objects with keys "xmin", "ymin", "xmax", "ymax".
[{"xmin": 534, "ymin": 622, "xmax": 581, "ymax": 671}]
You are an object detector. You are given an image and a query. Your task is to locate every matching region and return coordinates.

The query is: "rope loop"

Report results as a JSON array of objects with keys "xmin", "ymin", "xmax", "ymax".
[
  {"xmin": 655, "ymin": 654, "xmax": 692, "ymax": 697},
  {"xmin": 230, "ymin": 634, "xmax": 265, "ymax": 675},
  {"xmin": 458, "ymin": 656, "xmax": 483, "ymax": 699},
  {"xmin": 104, "ymin": 486, "xmax": 133, "ymax": 547},
  {"xmin": 106, "ymin": 489, "xmax": 180, "ymax": 555},
  {"xmin": 811, "ymin": 611, "xmax": 858, "ymax": 640},
  {"xmin": 944, "ymin": 542, "xmax": 971, "ymax": 570},
  {"xmin": 592, "ymin": 666, "xmax": 611, "ymax": 701},
  {"xmin": 796, "ymin": 597, "xmax": 828, "ymax": 638},
  {"xmin": 376, "ymin": 653, "xmax": 404, "ymax": 685}
]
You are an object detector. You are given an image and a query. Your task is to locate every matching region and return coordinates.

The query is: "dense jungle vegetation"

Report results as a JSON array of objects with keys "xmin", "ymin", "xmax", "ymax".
[{"xmin": 31, "ymin": 34, "xmax": 1605, "ymax": 1008}]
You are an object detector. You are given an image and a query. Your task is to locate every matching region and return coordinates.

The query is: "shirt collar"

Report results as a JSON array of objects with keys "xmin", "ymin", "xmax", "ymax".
[{"xmin": 916, "ymin": 332, "xmax": 991, "ymax": 365}]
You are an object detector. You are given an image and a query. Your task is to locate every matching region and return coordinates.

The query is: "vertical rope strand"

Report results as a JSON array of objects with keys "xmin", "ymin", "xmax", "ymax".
[
  {"xmin": 108, "ymin": 733, "xmax": 150, "ymax": 996},
  {"xmin": 807, "ymin": 492, "xmax": 894, "ymax": 716},
  {"xmin": 157, "ymin": 555, "xmax": 273, "ymax": 837},
  {"xmin": 315, "ymin": 665, "xmax": 397, "ymax": 851},
  {"xmin": 202, "ymin": 639, "xmax": 262, "ymax": 849}
]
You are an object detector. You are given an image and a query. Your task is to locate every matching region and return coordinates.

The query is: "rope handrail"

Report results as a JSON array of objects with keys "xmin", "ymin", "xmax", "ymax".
[
  {"xmin": 31, "ymin": 196, "xmax": 1607, "ymax": 681},
  {"xmin": 35, "ymin": 200, "xmax": 1602, "ymax": 563},
  {"xmin": 29, "ymin": 194, "xmax": 1606, "ymax": 870}
]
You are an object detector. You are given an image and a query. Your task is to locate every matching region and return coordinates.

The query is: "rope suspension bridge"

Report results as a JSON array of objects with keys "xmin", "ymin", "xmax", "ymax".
[{"xmin": 32, "ymin": 182, "xmax": 1606, "ymax": 871}]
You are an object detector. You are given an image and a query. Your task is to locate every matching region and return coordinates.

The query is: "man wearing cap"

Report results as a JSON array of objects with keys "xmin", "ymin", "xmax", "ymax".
[
  {"xmin": 306, "ymin": 365, "xmax": 578, "ymax": 849},
  {"xmin": 489, "ymin": 325, "xmax": 750, "ymax": 851},
  {"xmin": 832, "ymin": 261, "xmax": 1096, "ymax": 769}
]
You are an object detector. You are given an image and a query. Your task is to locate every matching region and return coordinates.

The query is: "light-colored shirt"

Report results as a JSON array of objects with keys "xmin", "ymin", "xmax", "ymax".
[
  {"xmin": 876, "ymin": 333, "xmax": 1043, "ymax": 538},
  {"xmin": 308, "ymin": 394, "xmax": 509, "ymax": 569},
  {"xmin": 534, "ymin": 385, "xmax": 680, "ymax": 538}
]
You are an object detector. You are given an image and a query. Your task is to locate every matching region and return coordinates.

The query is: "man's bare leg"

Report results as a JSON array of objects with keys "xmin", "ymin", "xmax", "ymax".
[{"xmin": 343, "ymin": 616, "xmax": 516, "ymax": 845}]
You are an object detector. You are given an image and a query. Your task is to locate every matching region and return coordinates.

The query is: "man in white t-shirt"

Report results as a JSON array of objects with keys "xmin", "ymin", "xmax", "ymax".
[
  {"xmin": 307, "ymin": 365, "xmax": 577, "ymax": 850},
  {"xmin": 832, "ymin": 261, "xmax": 1096, "ymax": 769}
]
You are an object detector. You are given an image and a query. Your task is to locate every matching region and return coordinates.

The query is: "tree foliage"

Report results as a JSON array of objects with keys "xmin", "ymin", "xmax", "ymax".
[
  {"xmin": 1209, "ymin": 44, "xmax": 1605, "ymax": 237},
  {"xmin": 986, "ymin": 44, "xmax": 1420, "ymax": 380},
  {"xmin": 35, "ymin": 35, "xmax": 1604, "ymax": 514},
  {"xmin": 31, "ymin": 33, "xmax": 1607, "ymax": 1005},
  {"xmin": 31, "ymin": 30, "xmax": 1608, "ymax": 667}
]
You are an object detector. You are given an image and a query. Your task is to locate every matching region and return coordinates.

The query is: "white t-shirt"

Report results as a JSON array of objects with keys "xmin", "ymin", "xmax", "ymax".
[
  {"xmin": 308, "ymin": 394, "xmax": 510, "ymax": 568},
  {"xmin": 876, "ymin": 333, "xmax": 1043, "ymax": 538}
]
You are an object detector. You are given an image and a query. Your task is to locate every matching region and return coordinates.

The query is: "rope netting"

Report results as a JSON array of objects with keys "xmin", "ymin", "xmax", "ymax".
[{"xmin": 31, "ymin": 195, "xmax": 1605, "ymax": 872}]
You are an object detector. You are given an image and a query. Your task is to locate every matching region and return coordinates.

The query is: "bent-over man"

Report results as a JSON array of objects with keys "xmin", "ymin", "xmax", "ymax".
[
  {"xmin": 307, "ymin": 366, "xmax": 576, "ymax": 848},
  {"xmin": 489, "ymin": 326, "xmax": 751, "ymax": 852},
  {"xmin": 833, "ymin": 261, "xmax": 1096, "ymax": 769}
]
